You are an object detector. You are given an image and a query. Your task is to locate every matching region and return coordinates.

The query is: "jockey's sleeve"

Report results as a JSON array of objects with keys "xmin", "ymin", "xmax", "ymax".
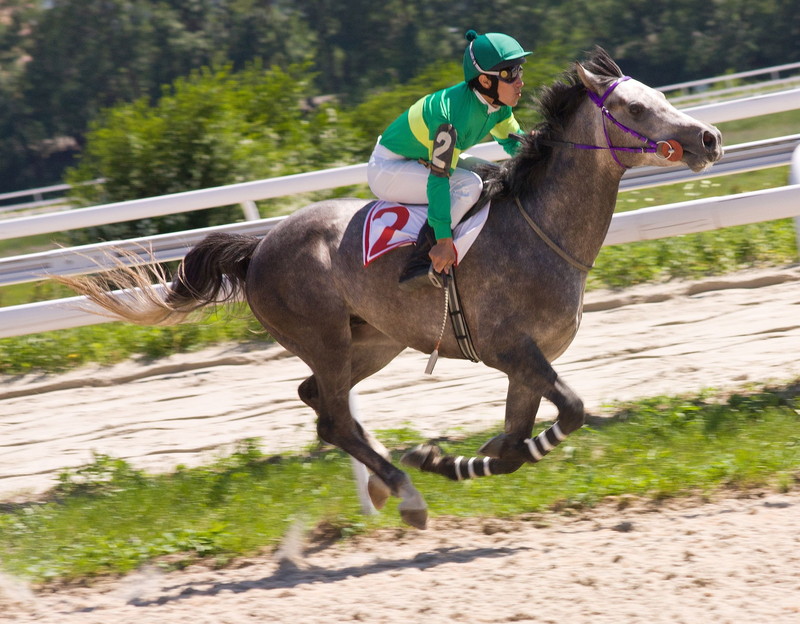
[
  {"xmin": 426, "ymin": 174, "xmax": 453, "ymax": 240},
  {"xmin": 491, "ymin": 114, "xmax": 524, "ymax": 156}
]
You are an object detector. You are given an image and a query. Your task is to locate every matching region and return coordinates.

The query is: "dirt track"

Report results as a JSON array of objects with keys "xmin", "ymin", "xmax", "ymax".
[
  {"xmin": 1, "ymin": 265, "xmax": 800, "ymax": 622},
  {"xmin": 2, "ymin": 490, "xmax": 800, "ymax": 624}
]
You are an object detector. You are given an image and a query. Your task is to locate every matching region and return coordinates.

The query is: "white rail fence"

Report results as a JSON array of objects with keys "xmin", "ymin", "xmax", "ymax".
[
  {"xmin": 0, "ymin": 180, "xmax": 106, "ymax": 215},
  {"xmin": 1, "ymin": 133, "xmax": 797, "ymax": 291},
  {"xmin": 0, "ymin": 183, "xmax": 73, "ymax": 214},
  {"xmin": 2, "ymin": 181, "xmax": 798, "ymax": 340},
  {"xmin": 660, "ymin": 61, "xmax": 800, "ymax": 103},
  {"xmin": 1, "ymin": 88, "xmax": 799, "ymax": 339},
  {"xmin": 791, "ymin": 143, "xmax": 800, "ymax": 254}
]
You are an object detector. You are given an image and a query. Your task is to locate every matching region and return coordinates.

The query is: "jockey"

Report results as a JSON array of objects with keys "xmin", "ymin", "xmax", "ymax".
[{"xmin": 367, "ymin": 29, "xmax": 531, "ymax": 290}]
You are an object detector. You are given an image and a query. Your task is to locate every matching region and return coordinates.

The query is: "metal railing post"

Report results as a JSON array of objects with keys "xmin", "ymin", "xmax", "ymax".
[
  {"xmin": 240, "ymin": 200, "xmax": 260, "ymax": 221},
  {"xmin": 790, "ymin": 144, "xmax": 800, "ymax": 258}
]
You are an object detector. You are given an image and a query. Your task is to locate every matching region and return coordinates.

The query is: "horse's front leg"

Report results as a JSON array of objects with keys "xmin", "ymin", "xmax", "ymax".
[
  {"xmin": 403, "ymin": 341, "xmax": 585, "ymax": 480},
  {"xmin": 481, "ymin": 376, "xmax": 584, "ymax": 464}
]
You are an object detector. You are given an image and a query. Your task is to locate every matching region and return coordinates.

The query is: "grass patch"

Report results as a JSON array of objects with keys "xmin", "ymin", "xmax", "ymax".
[
  {"xmin": 0, "ymin": 307, "xmax": 267, "ymax": 376},
  {"xmin": 618, "ymin": 167, "xmax": 789, "ymax": 213},
  {"xmin": 0, "ymin": 382, "xmax": 797, "ymax": 585},
  {"xmin": 0, "ymin": 233, "xmax": 72, "ymax": 259},
  {"xmin": 716, "ymin": 109, "xmax": 800, "ymax": 144}
]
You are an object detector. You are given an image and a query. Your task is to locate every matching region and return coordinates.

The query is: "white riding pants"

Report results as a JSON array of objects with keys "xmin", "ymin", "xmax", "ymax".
[{"xmin": 367, "ymin": 143, "xmax": 484, "ymax": 231}]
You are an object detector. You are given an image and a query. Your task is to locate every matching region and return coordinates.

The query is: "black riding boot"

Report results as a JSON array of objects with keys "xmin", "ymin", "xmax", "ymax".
[{"xmin": 398, "ymin": 222, "xmax": 440, "ymax": 291}]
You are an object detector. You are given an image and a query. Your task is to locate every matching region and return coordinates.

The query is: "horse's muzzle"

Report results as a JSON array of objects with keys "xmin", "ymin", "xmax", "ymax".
[
  {"xmin": 702, "ymin": 128, "xmax": 723, "ymax": 160},
  {"xmin": 683, "ymin": 125, "xmax": 723, "ymax": 172}
]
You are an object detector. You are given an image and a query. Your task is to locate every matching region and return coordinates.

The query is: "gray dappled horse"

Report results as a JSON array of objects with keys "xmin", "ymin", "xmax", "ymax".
[{"xmin": 58, "ymin": 48, "xmax": 722, "ymax": 529}]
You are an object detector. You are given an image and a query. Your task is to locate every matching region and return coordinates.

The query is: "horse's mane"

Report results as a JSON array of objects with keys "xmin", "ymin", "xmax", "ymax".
[{"xmin": 482, "ymin": 46, "xmax": 624, "ymax": 199}]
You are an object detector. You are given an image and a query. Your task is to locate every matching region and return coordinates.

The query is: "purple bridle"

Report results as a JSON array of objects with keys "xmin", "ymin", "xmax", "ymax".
[{"xmin": 549, "ymin": 75, "xmax": 682, "ymax": 168}]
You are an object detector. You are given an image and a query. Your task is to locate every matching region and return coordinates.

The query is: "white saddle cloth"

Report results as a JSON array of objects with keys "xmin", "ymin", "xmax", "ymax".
[{"xmin": 362, "ymin": 200, "xmax": 490, "ymax": 266}]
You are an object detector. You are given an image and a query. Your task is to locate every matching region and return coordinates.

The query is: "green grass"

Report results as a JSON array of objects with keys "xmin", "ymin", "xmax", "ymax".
[
  {"xmin": 0, "ymin": 279, "xmax": 76, "ymax": 308},
  {"xmin": 0, "ymin": 307, "xmax": 266, "ymax": 375},
  {"xmin": 0, "ymin": 382, "xmax": 797, "ymax": 585},
  {"xmin": 0, "ymin": 233, "xmax": 72, "ymax": 259},
  {"xmin": 716, "ymin": 109, "xmax": 800, "ymax": 144},
  {"xmin": 617, "ymin": 166, "xmax": 790, "ymax": 213}
]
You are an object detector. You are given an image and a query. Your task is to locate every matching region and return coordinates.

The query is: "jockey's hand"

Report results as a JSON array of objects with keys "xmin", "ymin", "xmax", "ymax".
[{"xmin": 429, "ymin": 237, "xmax": 456, "ymax": 274}]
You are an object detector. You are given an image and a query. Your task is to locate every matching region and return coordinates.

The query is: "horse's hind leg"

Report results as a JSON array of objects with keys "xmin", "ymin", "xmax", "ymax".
[
  {"xmin": 296, "ymin": 322, "xmax": 426, "ymax": 526},
  {"xmin": 299, "ymin": 320, "xmax": 401, "ymax": 458},
  {"xmin": 298, "ymin": 326, "xmax": 400, "ymax": 503},
  {"xmin": 299, "ymin": 376, "xmax": 389, "ymax": 460},
  {"xmin": 313, "ymin": 359, "xmax": 427, "ymax": 528}
]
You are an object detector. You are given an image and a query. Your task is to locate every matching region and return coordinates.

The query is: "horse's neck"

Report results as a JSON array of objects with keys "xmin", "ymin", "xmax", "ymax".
[{"xmin": 526, "ymin": 120, "xmax": 625, "ymax": 266}]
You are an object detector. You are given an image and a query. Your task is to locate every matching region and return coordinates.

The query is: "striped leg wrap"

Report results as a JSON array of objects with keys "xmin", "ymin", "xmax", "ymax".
[
  {"xmin": 453, "ymin": 455, "xmax": 493, "ymax": 481},
  {"xmin": 523, "ymin": 423, "xmax": 567, "ymax": 463}
]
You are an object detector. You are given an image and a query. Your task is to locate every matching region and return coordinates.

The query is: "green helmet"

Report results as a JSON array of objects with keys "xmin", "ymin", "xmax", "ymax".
[{"xmin": 462, "ymin": 30, "xmax": 531, "ymax": 83}]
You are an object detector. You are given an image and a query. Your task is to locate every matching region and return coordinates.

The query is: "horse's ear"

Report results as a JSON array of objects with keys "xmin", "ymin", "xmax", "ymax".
[{"xmin": 576, "ymin": 62, "xmax": 603, "ymax": 97}]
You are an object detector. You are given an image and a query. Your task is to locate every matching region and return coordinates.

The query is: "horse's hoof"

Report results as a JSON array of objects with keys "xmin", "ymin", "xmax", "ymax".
[
  {"xmin": 397, "ymin": 474, "xmax": 428, "ymax": 529},
  {"xmin": 367, "ymin": 474, "xmax": 391, "ymax": 510},
  {"xmin": 400, "ymin": 507, "xmax": 428, "ymax": 530},
  {"xmin": 401, "ymin": 444, "xmax": 440, "ymax": 470},
  {"xmin": 478, "ymin": 434, "xmax": 507, "ymax": 459}
]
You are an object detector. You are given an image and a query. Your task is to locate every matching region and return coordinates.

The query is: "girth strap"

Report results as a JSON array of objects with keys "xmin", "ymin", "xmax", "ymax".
[{"xmin": 445, "ymin": 270, "xmax": 480, "ymax": 363}]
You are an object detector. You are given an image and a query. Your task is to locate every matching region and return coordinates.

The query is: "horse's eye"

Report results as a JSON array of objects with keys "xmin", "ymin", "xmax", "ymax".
[{"xmin": 629, "ymin": 103, "xmax": 643, "ymax": 116}]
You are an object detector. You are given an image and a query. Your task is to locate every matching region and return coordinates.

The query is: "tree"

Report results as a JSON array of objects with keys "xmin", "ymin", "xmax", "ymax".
[
  {"xmin": 66, "ymin": 61, "xmax": 358, "ymax": 242},
  {"xmin": 2, "ymin": 0, "xmax": 798, "ymax": 193},
  {"xmin": 295, "ymin": 0, "xmax": 453, "ymax": 102},
  {"xmin": 5, "ymin": 0, "xmax": 310, "ymax": 190},
  {"xmin": 0, "ymin": 0, "xmax": 58, "ymax": 191}
]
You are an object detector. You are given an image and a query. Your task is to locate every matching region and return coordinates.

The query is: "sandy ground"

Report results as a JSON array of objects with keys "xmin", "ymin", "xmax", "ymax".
[
  {"xmin": 3, "ymin": 491, "xmax": 800, "ymax": 624},
  {"xmin": 1, "ymin": 264, "xmax": 799, "ymax": 622}
]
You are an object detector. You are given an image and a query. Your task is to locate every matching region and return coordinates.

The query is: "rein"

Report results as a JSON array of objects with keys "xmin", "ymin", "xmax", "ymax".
[
  {"xmin": 543, "ymin": 76, "xmax": 683, "ymax": 169},
  {"xmin": 514, "ymin": 197, "xmax": 593, "ymax": 273}
]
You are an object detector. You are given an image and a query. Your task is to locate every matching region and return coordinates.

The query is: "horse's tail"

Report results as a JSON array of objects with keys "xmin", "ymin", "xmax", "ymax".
[{"xmin": 55, "ymin": 232, "xmax": 260, "ymax": 326}]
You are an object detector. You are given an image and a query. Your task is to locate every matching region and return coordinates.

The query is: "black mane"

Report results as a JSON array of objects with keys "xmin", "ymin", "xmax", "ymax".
[{"xmin": 482, "ymin": 47, "xmax": 624, "ymax": 199}]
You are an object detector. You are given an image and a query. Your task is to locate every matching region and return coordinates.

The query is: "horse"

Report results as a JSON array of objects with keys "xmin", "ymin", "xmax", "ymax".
[{"xmin": 57, "ymin": 48, "xmax": 722, "ymax": 529}]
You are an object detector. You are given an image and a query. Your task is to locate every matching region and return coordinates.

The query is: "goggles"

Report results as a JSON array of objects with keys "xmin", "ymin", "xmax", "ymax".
[
  {"xmin": 494, "ymin": 65, "xmax": 523, "ymax": 83},
  {"xmin": 468, "ymin": 42, "xmax": 524, "ymax": 83}
]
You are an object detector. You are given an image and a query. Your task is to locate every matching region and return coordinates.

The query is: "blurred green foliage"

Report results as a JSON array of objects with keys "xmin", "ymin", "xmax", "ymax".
[
  {"xmin": 65, "ymin": 61, "xmax": 359, "ymax": 242},
  {"xmin": 1, "ymin": 0, "xmax": 798, "ymax": 190}
]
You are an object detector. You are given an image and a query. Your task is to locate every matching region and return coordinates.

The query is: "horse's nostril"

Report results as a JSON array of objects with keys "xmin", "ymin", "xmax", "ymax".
[{"xmin": 702, "ymin": 130, "xmax": 718, "ymax": 152}]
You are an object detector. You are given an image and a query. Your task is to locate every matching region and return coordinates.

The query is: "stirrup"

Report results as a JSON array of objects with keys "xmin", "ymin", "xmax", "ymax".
[
  {"xmin": 398, "ymin": 266, "xmax": 435, "ymax": 291},
  {"xmin": 398, "ymin": 265, "xmax": 444, "ymax": 291},
  {"xmin": 427, "ymin": 266, "xmax": 444, "ymax": 289}
]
